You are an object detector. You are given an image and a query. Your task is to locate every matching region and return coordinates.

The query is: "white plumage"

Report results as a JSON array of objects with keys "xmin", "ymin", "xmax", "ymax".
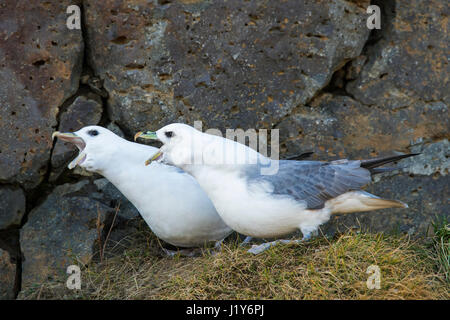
[
  {"xmin": 136, "ymin": 123, "xmax": 409, "ymax": 251},
  {"xmin": 53, "ymin": 125, "xmax": 232, "ymax": 248}
]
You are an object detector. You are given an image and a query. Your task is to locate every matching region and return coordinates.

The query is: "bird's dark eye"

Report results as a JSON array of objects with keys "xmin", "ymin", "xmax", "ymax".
[
  {"xmin": 88, "ymin": 129, "xmax": 99, "ymax": 136},
  {"xmin": 165, "ymin": 131, "xmax": 174, "ymax": 138}
]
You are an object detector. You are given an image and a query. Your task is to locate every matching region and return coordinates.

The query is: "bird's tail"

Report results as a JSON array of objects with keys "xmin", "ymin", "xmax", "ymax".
[
  {"xmin": 327, "ymin": 154, "xmax": 417, "ymax": 214},
  {"xmin": 329, "ymin": 191, "xmax": 408, "ymax": 215}
]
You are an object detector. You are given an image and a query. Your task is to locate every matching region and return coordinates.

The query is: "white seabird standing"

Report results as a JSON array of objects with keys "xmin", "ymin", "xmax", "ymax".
[
  {"xmin": 135, "ymin": 123, "xmax": 417, "ymax": 254},
  {"xmin": 53, "ymin": 125, "xmax": 232, "ymax": 249}
]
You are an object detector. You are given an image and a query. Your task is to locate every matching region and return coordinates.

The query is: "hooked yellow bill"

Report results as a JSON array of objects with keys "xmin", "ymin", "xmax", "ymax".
[{"xmin": 134, "ymin": 131, "xmax": 158, "ymax": 141}]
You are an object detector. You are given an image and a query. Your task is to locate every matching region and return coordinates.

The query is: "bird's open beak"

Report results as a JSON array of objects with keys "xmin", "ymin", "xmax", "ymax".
[
  {"xmin": 134, "ymin": 131, "xmax": 159, "ymax": 141},
  {"xmin": 52, "ymin": 131, "xmax": 87, "ymax": 169},
  {"xmin": 52, "ymin": 131, "xmax": 78, "ymax": 141}
]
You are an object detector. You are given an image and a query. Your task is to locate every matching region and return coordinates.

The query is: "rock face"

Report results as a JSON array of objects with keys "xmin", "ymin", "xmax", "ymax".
[
  {"xmin": 20, "ymin": 181, "xmax": 112, "ymax": 288},
  {"xmin": 50, "ymin": 94, "xmax": 103, "ymax": 181},
  {"xmin": 84, "ymin": 0, "xmax": 371, "ymax": 133},
  {"xmin": 0, "ymin": 0, "xmax": 447, "ymax": 296},
  {"xmin": 0, "ymin": 248, "xmax": 16, "ymax": 299},
  {"xmin": 347, "ymin": 0, "xmax": 450, "ymax": 108},
  {"xmin": 0, "ymin": 0, "xmax": 83, "ymax": 189},
  {"xmin": 277, "ymin": 94, "xmax": 448, "ymax": 159},
  {"xmin": 20, "ymin": 179, "xmax": 143, "ymax": 289},
  {"xmin": 0, "ymin": 187, "xmax": 26, "ymax": 230},
  {"xmin": 92, "ymin": 179, "xmax": 143, "ymax": 256}
]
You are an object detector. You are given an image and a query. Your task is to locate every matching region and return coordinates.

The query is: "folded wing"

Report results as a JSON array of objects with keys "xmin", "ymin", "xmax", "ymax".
[{"xmin": 246, "ymin": 160, "xmax": 371, "ymax": 209}]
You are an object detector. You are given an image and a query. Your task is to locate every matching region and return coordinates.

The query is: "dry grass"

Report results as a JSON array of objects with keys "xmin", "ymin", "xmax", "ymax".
[
  {"xmin": 19, "ymin": 225, "xmax": 449, "ymax": 300},
  {"xmin": 427, "ymin": 215, "xmax": 450, "ymax": 282}
]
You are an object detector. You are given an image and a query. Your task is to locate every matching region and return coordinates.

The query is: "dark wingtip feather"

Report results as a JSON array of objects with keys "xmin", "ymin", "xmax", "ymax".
[{"xmin": 361, "ymin": 153, "xmax": 420, "ymax": 169}]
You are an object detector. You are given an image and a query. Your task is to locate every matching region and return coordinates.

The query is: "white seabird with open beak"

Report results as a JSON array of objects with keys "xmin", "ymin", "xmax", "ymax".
[
  {"xmin": 135, "ymin": 123, "xmax": 417, "ymax": 254},
  {"xmin": 52, "ymin": 125, "xmax": 232, "ymax": 250}
]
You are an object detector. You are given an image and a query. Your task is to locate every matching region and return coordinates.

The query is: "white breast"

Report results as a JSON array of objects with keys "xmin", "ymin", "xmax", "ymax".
[
  {"xmin": 186, "ymin": 165, "xmax": 331, "ymax": 238},
  {"xmin": 101, "ymin": 142, "xmax": 232, "ymax": 247}
]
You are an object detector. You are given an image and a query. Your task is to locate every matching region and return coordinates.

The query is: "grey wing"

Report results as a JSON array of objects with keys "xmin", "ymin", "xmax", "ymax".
[{"xmin": 246, "ymin": 160, "xmax": 372, "ymax": 209}]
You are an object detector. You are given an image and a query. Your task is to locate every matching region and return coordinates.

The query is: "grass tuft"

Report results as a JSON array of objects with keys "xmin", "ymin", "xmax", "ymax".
[
  {"xmin": 19, "ymin": 224, "xmax": 449, "ymax": 300},
  {"xmin": 427, "ymin": 215, "xmax": 450, "ymax": 282}
]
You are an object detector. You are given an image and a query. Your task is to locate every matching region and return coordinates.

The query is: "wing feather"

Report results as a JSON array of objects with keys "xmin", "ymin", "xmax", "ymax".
[{"xmin": 245, "ymin": 159, "xmax": 371, "ymax": 209}]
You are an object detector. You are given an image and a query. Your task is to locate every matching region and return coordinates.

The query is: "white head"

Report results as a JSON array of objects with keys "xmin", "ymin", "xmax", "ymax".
[
  {"xmin": 52, "ymin": 125, "xmax": 125, "ymax": 173},
  {"xmin": 135, "ymin": 123, "xmax": 201, "ymax": 167},
  {"xmin": 135, "ymin": 123, "xmax": 266, "ymax": 169}
]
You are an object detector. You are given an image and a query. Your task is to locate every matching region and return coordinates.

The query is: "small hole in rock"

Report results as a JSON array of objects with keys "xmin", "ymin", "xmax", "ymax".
[
  {"xmin": 32, "ymin": 60, "xmax": 46, "ymax": 67},
  {"xmin": 111, "ymin": 36, "xmax": 129, "ymax": 45}
]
